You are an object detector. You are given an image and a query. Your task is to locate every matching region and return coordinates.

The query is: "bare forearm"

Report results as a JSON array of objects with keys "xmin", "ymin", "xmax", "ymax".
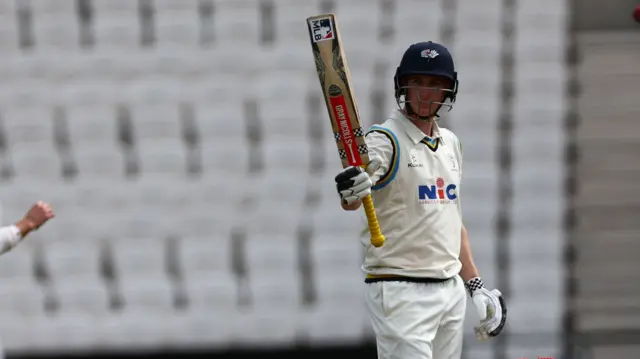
[
  {"xmin": 459, "ymin": 225, "xmax": 480, "ymax": 281},
  {"xmin": 15, "ymin": 218, "xmax": 38, "ymax": 237}
]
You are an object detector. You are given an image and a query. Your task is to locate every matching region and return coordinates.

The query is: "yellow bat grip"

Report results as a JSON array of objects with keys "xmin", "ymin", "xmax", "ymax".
[{"xmin": 361, "ymin": 194, "xmax": 385, "ymax": 247}]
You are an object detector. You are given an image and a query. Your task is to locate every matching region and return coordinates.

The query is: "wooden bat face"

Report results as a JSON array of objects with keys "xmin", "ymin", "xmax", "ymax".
[{"xmin": 307, "ymin": 14, "xmax": 370, "ymax": 169}]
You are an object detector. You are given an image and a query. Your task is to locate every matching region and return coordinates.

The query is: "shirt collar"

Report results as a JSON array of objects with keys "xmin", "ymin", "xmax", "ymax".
[{"xmin": 390, "ymin": 109, "xmax": 444, "ymax": 145}]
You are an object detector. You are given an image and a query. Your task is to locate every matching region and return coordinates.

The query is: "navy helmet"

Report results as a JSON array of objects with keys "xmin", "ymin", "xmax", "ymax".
[{"xmin": 394, "ymin": 41, "xmax": 458, "ymax": 120}]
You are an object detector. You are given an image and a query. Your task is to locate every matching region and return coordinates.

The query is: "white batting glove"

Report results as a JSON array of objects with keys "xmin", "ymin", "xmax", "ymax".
[
  {"xmin": 465, "ymin": 277, "xmax": 507, "ymax": 341},
  {"xmin": 334, "ymin": 157, "xmax": 381, "ymax": 205}
]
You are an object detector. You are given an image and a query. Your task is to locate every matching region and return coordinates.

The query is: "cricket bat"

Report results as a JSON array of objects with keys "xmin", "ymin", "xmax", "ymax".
[{"xmin": 306, "ymin": 13, "xmax": 385, "ymax": 248}]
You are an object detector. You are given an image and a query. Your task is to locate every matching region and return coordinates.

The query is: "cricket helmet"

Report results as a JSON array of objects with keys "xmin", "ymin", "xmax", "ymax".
[{"xmin": 394, "ymin": 41, "xmax": 458, "ymax": 120}]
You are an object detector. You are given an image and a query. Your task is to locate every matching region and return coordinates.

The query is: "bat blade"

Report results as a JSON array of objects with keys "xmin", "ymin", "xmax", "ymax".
[
  {"xmin": 306, "ymin": 13, "xmax": 385, "ymax": 248},
  {"xmin": 306, "ymin": 13, "xmax": 369, "ymax": 169}
]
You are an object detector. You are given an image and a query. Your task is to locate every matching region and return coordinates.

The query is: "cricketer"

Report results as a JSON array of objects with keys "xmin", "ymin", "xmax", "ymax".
[{"xmin": 334, "ymin": 41, "xmax": 507, "ymax": 359}]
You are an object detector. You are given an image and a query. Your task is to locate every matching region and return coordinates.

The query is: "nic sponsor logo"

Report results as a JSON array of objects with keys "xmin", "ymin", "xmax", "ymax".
[{"xmin": 418, "ymin": 177, "xmax": 457, "ymax": 204}]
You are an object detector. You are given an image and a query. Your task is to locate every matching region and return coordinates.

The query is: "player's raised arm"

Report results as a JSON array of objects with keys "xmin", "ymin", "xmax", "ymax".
[
  {"xmin": 335, "ymin": 131, "xmax": 392, "ymax": 211},
  {"xmin": 0, "ymin": 201, "xmax": 55, "ymax": 255}
]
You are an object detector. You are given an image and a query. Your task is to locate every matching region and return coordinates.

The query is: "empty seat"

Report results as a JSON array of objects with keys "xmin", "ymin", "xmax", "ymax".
[
  {"xmin": 313, "ymin": 205, "xmax": 366, "ymax": 237},
  {"xmin": 45, "ymin": 239, "xmax": 100, "ymax": 279},
  {"xmin": 0, "ymin": 5, "xmax": 19, "ymax": 54},
  {"xmin": 67, "ymin": 104, "xmax": 118, "ymax": 144},
  {"xmin": 155, "ymin": 5, "xmax": 200, "ymax": 49},
  {"xmin": 247, "ymin": 175, "xmax": 308, "ymax": 210},
  {"xmin": 43, "ymin": 313, "xmax": 103, "ymax": 351},
  {"xmin": 511, "ymin": 264, "xmax": 564, "ymax": 296},
  {"xmin": 258, "ymin": 92, "xmax": 310, "ymax": 141},
  {"xmin": 514, "ymin": 63, "xmax": 566, "ymax": 95},
  {"xmin": 215, "ymin": 0, "xmax": 260, "ymax": 46},
  {"xmin": 311, "ymin": 234, "xmax": 364, "ymax": 273},
  {"xmin": 262, "ymin": 140, "xmax": 312, "ymax": 175},
  {"xmin": 394, "ymin": 0, "xmax": 443, "ymax": 46},
  {"xmin": 93, "ymin": 12, "xmax": 140, "ymax": 50},
  {"xmin": 195, "ymin": 99, "xmax": 246, "ymax": 140},
  {"xmin": 122, "ymin": 77, "xmax": 182, "ymax": 104},
  {"xmin": 510, "ymin": 229, "xmax": 563, "ymax": 255},
  {"xmin": 506, "ymin": 293, "xmax": 563, "ymax": 333},
  {"xmin": 111, "ymin": 237, "xmax": 174, "ymax": 311},
  {"xmin": 455, "ymin": 0, "xmax": 502, "ymax": 32},
  {"xmin": 0, "ymin": 238, "xmax": 34, "ymax": 280},
  {"xmin": 31, "ymin": 7, "xmax": 80, "ymax": 52},
  {"xmin": 233, "ymin": 306, "xmax": 298, "ymax": 346},
  {"xmin": 300, "ymin": 271, "xmax": 368, "ymax": 344},
  {"xmin": 164, "ymin": 310, "xmax": 235, "ymax": 347},
  {"xmin": 0, "ymin": 278, "xmax": 45, "ymax": 317},
  {"xmin": 275, "ymin": 0, "xmax": 320, "ymax": 48},
  {"xmin": 250, "ymin": 277, "xmax": 300, "ymax": 312},
  {"xmin": 55, "ymin": 277, "xmax": 110, "ymax": 316},
  {"xmin": 245, "ymin": 235, "xmax": 298, "ymax": 280},
  {"xmin": 332, "ymin": 1, "xmax": 380, "ymax": 55},
  {"xmin": 178, "ymin": 72, "xmax": 245, "ymax": 103},
  {"xmin": 185, "ymin": 273, "xmax": 237, "ymax": 312},
  {"xmin": 179, "ymin": 235, "xmax": 234, "ymax": 282}
]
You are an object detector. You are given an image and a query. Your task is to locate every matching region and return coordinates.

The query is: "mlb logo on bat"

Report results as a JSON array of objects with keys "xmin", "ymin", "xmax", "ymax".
[
  {"xmin": 418, "ymin": 178, "xmax": 457, "ymax": 204},
  {"xmin": 310, "ymin": 18, "xmax": 334, "ymax": 43}
]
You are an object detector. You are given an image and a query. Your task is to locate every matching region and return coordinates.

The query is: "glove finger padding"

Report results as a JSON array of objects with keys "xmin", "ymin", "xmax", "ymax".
[
  {"xmin": 335, "ymin": 167, "xmax": 373, "ymax": 205},
  {"xmin": 339, "ymin": 173, "xmax": 372, "ymax": 195},
  {"xmin": 335, "ymin": 166, "xmax": 364, "ymax": 184},
  {"xmin": 472, "ymin": 296, "xmax": 489, "ymax": 320}
]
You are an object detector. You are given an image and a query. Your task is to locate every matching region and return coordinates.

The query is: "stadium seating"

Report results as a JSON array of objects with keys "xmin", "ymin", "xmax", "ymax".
[{"xmin": 0, "ymin": 0, "xmax": 568, "ymax": 357}]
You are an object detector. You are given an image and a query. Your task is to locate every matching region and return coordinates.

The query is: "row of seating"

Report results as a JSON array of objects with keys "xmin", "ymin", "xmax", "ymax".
[{"xmin": 0, "ymin": 0, "xmax": 568, "ymax": 355}]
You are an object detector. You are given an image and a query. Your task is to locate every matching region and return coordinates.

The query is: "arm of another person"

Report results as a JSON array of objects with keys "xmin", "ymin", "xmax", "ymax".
[{"xmin": 0, "ymin": 201, "xmax": 55, "ymax": 256}]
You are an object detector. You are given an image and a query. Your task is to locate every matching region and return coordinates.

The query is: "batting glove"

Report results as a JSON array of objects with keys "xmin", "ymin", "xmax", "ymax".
[
  {"xmin": 334, "ymin": 157, "xmax": 381, "ymax": 205},
  {"xmin": 465, "ymin": 277, "xmax": 507, "ymax": 341}
]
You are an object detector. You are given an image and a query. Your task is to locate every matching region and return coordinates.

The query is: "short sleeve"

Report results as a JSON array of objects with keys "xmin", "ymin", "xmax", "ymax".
[{"xmin": 365, "ymin": 131, "xmax": 393, "ymax": 186}]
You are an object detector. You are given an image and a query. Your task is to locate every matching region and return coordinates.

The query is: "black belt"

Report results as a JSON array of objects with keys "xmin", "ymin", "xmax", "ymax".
[{"xmin": 364, "ymin": 275, "xmax": 452, "ymax": 284}]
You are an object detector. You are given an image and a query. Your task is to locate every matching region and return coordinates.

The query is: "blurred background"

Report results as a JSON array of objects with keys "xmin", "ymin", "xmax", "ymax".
[{"xmin": 0, "ymin": 0, "xmax": 638, "ymax": 358}]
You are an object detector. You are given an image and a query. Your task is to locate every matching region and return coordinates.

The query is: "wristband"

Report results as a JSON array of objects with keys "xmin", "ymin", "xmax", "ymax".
[{"xmin": 464, "ymin": 277, "xmax": 484, "ymax": 296}]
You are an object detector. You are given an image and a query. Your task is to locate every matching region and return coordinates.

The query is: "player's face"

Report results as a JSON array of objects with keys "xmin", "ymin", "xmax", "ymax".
[{"xmin": 405, "ymin": 75, "xmax": 452, "ymax": 118}]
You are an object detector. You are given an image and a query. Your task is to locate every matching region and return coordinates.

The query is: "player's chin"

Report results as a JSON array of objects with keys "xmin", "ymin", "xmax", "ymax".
[
  {"xmin": 414, "ymin": 109, "xmax": 434, "ymax": 119},
  {"xmin": 414, "ymin": 104, "xmax": 435, "ymax": 118}
]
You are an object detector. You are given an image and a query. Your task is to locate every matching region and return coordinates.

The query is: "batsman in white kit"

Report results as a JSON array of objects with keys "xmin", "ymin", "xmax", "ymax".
[{"xmin": 334, "ymin": 41, "xmax": 507, "ymax": 359}]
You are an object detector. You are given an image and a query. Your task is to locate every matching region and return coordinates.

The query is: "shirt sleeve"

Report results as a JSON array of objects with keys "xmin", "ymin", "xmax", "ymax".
[
  {"xmin": 0, "ymin": 225, "xmax": 22, "ymax": 256},
  {"xmin": 365, "ymin": 131, "xmax": 393, "ymax": 186}
]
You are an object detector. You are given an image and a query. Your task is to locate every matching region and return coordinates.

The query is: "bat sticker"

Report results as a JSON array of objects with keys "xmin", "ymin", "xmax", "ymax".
[
  {"xmin": 328, "ymin": 84, "xmax": 361, "ymax": 166},
  {"xmin": 309, "ymin": 17, "xmax": 335, "ymax": 43}
]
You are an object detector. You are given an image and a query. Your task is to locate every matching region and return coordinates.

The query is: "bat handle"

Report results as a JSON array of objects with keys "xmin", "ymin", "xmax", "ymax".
[{"xmin": 361, "ymin": 195, "xmax": 385, "ymax": 247}]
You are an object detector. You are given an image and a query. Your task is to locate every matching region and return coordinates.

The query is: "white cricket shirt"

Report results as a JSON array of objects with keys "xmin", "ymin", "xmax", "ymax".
[{"xmin": 361, "ymin": 109, "xmax": 464, "ymax": 279}]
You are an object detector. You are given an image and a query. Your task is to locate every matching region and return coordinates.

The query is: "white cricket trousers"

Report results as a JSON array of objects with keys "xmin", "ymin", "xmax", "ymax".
[{"xmin": 365, "ymin": 275, "xmax": 467, "ymax": 359}]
